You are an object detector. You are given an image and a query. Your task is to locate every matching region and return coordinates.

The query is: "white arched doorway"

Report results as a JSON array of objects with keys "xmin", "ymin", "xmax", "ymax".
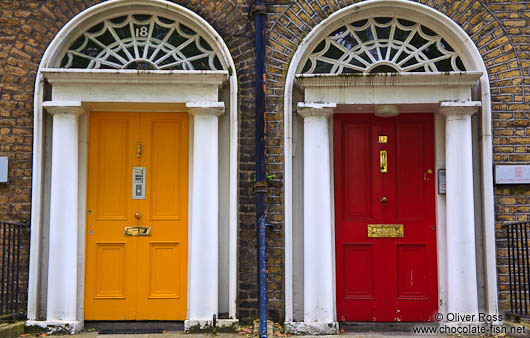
[
  {"xmin": 284, "ymin": 0, "xmax": 497, "ymax": 334},
  {"xmin": 27, "ymin": 0, "xmax": 238, "ymax": 332}
]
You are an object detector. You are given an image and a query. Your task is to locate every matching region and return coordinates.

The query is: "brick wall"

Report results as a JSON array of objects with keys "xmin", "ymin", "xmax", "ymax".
[
  {"xmin": 0, "ymin": 0, "xmax": 287, "ymax": 323},
  {"xmin": 0, "ymin": 0, "xmax": 45, "ymax": 317},
  {"xmin": 0, "ymin": 0, "xmax": 528, "ymax": 323},
  {"xmin": 263, "ymin": 0, "xmax": 529, "ymax": 317}
]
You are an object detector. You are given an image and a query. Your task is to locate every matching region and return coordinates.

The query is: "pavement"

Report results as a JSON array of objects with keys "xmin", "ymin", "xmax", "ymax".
[
  {"xmin": 19, "ymin": 321, "xmax": 530, "ymax": 338},
  {"xmin": 56, "ymin": 333, "xmax": 444, "ymax": 338}
]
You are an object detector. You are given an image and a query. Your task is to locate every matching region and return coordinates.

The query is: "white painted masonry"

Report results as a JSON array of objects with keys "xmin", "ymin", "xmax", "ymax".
[
  {"xmin": 28, "ymin": 0, "xmax": 239, "ymax": 332},
  {"xmin": 284, "ymin": 1, "xmax": 498, "ymax": 331},
  {"xmin": 42, "ymin": 102, "xmax": 85, "ymax": 330},
  {"xmin": 288, "ymin": 73, "xmax": 484, "ymax": 333},
  {"xmin": 31, "ymin": 72, "xmax": 233, "ymax": 332},
  {"xmin": 439, "ymin": 101, "xmax": 482, "ymax": 317},
  {"xmin": 296, "ymin": 73, "xmax": 482, "ymax": 105},
  {"xmin": 186, "ymin": 102, "xmax": 224, "ymax": 329},
  {"xmin": 294, "ymin": 103, "xmax": 338, "ymax": 335}
]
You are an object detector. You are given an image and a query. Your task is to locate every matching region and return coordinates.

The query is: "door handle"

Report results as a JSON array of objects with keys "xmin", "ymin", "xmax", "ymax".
[{"xmin": 380, "ymin": 150, "xmax": 388, "ymax": 173}]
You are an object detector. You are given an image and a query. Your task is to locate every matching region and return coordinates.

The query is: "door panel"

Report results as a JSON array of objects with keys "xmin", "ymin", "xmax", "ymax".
[
  {"xmin": 396, "ymin": 244, "xmax": 428, "ymax": 299},
  {"xmin": 343, "ymin": 123, "xmax": 372, "ymax": 219},
  {"xmin": 94, "ymin": 243, "xmax": 127, "ymax": 299},
  {"xmin": 95, "ymin": 119, "xmax": 131, "ymax": 220},
  {"xmin": 335, "ymin": 113, "xmax": 437, "ymax": 322},
  {"xmin": 86, "ymin": 111, "xmax": 188, "ymax": 320},
  {"xmin": 343, "ymin": 243, "xmax": 375, "ymax": 299},
  {"xmin": 148, "ymin": 119, "xmax": 186, "ymax": 220},
  {"xmin": 396, "ymin": 122, "xmax": 425, "ymax": 219},
  {"xmin": 137, "ymin": 113, "xmax": 188, "ymax": 320},
  {"xmin": 148, "ymin": 242, "xmax": 181, "ymax": 299},
  {"xmin": 86, "ymin": 112, "xmax": 138, "ymax": 320}
]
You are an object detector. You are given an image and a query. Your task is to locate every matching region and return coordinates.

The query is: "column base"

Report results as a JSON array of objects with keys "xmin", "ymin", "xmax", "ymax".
[
  {"xmin": 25, "ymin": 320, "xmax": 83, "ymax": 334},
  {"xmin": 285, "ymin": 321, "xmax": 339, "ymax": 335},
  {"xmin": 184, "ymin": 319, "xmax": 239, "ymax": 333}
]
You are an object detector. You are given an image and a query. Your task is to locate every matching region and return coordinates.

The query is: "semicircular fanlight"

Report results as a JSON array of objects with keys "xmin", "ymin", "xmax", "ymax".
[
  {"xmin": 60, "ymin": 14, "xmax": 224, "ymax": 71},
  {"xmin": 301, "ymin": 17, "xmax": 466, "ymax": 74}
]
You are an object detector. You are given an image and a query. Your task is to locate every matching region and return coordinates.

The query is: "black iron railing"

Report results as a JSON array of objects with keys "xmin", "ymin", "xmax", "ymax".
[
  {"xmin": 505, "ymin": 221, "xmax": 530, "ymax": 318},
  {"xmin": 0, "ymin": 221, "xmax": 29, "ymax": 319}
]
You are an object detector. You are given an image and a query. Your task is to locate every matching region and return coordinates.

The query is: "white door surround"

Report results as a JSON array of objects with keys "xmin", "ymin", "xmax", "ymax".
[
  {"xmin": 298, "ymin": 103, "xmax": 337, "ymax": 334},
  {"xmin": 284, "ymin": 0, "xmax": 497, "ymax": 335},
  {"xmin": 44, "ymin": 102, "xmax": 85, "ymax": 326},
  {"xmin": 28, "ymin": 0, "xmax": 238, "ymax": 333},
  {"xmin": 287, "ymin": 74, "xmax": 484, "ymax": 334},
  {"xmin": 439, "ymin": 101, "xmax": 482, "ymax": 317}
]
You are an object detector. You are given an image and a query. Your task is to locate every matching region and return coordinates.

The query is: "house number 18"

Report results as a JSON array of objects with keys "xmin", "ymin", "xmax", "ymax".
[{"xmin": 136, "ymin": 26, "xmax": 148, "ymax": 37}]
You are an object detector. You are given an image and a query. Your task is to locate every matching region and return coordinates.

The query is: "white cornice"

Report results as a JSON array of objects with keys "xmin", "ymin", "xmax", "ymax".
[
  {"xmin": 295, "ymin": 71, "xmax": 482, "ymax": 88},
  {"xmin": 186, "ymin": 101, "xmax": 225, "ymax": 116},
  {"xmin": 41, "ymin": 69, "xmax": 229, "ymax": 86},
  {"xmin": 438, "ymin": 101, "xmax": 482, "ymax": 116},
  {"xmin": 42, "ymin": 101, "xmax": 86, "ymax": 116},
  {"xmin": 297, "ymin": 102, "xmax": 336, "ymax": 118}
]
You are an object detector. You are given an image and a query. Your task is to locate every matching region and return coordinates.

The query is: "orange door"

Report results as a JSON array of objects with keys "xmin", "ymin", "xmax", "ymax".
[{"xmin": 85, "ymin": 112, "xmax": 188, "ymax": 320}]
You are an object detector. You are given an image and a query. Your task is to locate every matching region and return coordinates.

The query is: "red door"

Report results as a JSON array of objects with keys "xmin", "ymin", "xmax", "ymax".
[{"xmin": 334, "ymin": 113, "xmax": 437, "ymax": 322}]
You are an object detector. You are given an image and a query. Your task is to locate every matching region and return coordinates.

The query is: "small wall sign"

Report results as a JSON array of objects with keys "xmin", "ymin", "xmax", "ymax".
[
  {"xmin": 495, "ymin": 165, "xmax": 530, "ymax": 184},
  {"xmin": 438, "ymin": 169, "xmax": 446, "ymax": 194},
  {"xmin": 0, "ymin": 157, "xmax": 8, "ymax": 183}
]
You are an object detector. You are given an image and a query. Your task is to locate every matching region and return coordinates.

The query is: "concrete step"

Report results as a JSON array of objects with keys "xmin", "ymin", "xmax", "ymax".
[{"xmin": 0, "ymin": 321, "xmax": 24, "ymax": 338}]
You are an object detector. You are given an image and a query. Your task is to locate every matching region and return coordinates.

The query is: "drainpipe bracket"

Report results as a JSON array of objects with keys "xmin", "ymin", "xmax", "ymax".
[
  {"xmin": 250, "ymin": 3, "xmax": 267, "ymax": 17},
  {"xmin": 254, "ymin": 181, "xmax": 269, "ymax": 194}
]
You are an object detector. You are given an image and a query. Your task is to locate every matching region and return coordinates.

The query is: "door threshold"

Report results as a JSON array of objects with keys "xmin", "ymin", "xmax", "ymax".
[{"xmin": 84, "ymin": 321, "xmax": 184, "ymax": 334}]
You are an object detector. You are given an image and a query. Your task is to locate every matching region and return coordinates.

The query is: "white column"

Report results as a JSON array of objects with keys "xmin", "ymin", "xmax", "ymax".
[
  {"xmin": 185, "ymin": 102, "xmax": 224, "ymax": 329},
  {"xmin": 439, "ymin": 101, "xmax": 481, "ymax": 319},
  {"xmin": 297, "ymin": 102, "xmax": 338, "ymax": 334},
  {"xmin": 43, "ymin": 101, "xmax": 85, "ymax": 327}
]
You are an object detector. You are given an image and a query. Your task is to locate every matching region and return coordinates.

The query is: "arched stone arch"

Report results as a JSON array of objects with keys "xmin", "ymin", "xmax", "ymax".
[
  {"xmin": 27, "ymin": 0, "xmax": 238, "ymax": 332},
  {"xmin": 266, "ymin": 0, "xmax": 524, "ymax": 98},
  {"xmin": 281, "ymin": 0, "xmax": 498, "ymax": 333}
]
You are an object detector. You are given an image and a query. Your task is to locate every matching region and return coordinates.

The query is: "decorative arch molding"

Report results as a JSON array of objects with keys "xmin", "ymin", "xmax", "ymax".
[
  {"xmin": 283, "ymin": 0, "xmax": 497, "ymax": 332},
  {"xmin": 59, "ymin": 13, "xmax": 224, "ymax": 71},
  {"xmin": 40, "ymin": 0, "xmax": 233, "ymax": 72},
  {"xmin": 28, "ymin": 0, "xmax": 238, "ymax": 331},
  {"xmin": 300, "ymin": 16, "xmax": 467, "ymax": 74}
]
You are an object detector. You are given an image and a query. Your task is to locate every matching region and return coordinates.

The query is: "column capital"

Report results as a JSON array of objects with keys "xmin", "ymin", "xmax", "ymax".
[
  {"xmin": 297, "ymin": 102, "xmax": 336, "ymax": 118},
  {"xmin": 186, "ymin": 101, "xmax": 225, "ymax": 117},
  {"xmin": 438, "ymin": 101, "xmax": 481, "ymax": 117},
  {"xmin": 43, "ymin": 101, "xmax": 86, "ymax": 117}
]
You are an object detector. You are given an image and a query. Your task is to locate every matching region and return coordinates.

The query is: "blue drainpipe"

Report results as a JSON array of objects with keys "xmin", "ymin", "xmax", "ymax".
[{"xmin": 252, "ymin": 1, "xmax": 268, "ymax": 337}]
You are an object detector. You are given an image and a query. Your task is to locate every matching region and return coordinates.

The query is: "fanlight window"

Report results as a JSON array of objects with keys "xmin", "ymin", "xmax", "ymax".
[
  {"xmin": 60, "ymin": 14, "xmax": 223, "ymax": 70},
  {"xmin": 301, "ymin": 17, "xmax": 466, "ymax": 74}
]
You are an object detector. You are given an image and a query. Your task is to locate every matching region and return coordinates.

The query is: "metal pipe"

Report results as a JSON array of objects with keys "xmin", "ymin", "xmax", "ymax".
[
  {"xmin": 507, "ymin": 225, "xmax": 514, "ymax": 314},
  {"xmin": 515, "ymin": 224, "xmax": 523, "ymax": 313},
  {"xmin": 15, "ymin": 225, "xmax": 21, "ymax": 314},
  {"xmin": 252, "ymin": 1, "xmax": 268, "ymax": 337},
  {"xmin": 523, "ymin": 223, "xmax": 530, "ymax": 316}
]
